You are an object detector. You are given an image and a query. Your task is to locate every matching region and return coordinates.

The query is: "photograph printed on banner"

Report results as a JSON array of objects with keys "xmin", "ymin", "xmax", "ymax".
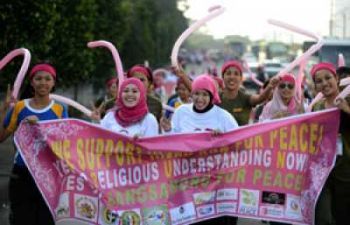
[{"xmin": 142, "ymin": 205, "xmax": 170, "ymax": 225}]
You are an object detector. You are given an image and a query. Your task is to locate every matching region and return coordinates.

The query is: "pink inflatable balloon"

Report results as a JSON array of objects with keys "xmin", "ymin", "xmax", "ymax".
[
  {"xmin": 171, "ymin": 5, "xmax": 225, "ymax": 69},
  {"xmin": 268, "ymin": 19, "xmax": 324, "ymax": 78},
  {"xmin": 336, "ymin": 76, "xmax": 350, "ymax": 102},
  {"xmin": 336, "ymin": 85, "xmax": 350, "ymax": 101},
  {"xmin": 306, "ymin": 92, "xmax": 324, "ymax": 112},
  {"xmin": 296, "ymin": 61, "xmax": 306, "ymax": 101},
  {"xmin": 50, "ymin": 94, "xmax": 92, "ymax": 117},
  {"xmin": 338, "ymin": 53, "xmax": 345, "ymax": 67},
  {"xmin": 340, "ymin": 77, "xmax": 350, "ymax": 87},
  {"xmin": 242, "ymin": 60, "xmax": 263, "ymax": 87},
  {"xmin": 268, "ymin": 20, "xmax": 324, "ymax": 112},
  {"xmin": 87, "ymin": 40, "xmax": 124, "ymax": 90},
  {"xmin": 0, "ymin": 48, "xmax": 31, "ymax": 99},
  {"xmin": 268, "ymin": 19, "xmax": 319, "ymax": 40}
]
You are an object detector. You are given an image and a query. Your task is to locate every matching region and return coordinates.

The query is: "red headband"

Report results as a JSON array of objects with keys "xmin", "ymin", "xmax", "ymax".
[
  {"xmin": 106, "ymin": 77, "xmax": 118, "ymax": 88},
  {"xmin": 310, "ymin": 62, "xmax": 336, "ymax": 79},
  {"xmin": 29, "ymin": 64, "xmax": 56, "ymax": 80},
  {"xmin": 280, "ymin": 74, "xmax": 295, "ymax": 84},
  {"xmin": 127, "ymin": 65, "xmax": 152, "ymax": 81},
  {"xmin": 221, "ymin": 60, "xmax": 243, "ymax": 76}
]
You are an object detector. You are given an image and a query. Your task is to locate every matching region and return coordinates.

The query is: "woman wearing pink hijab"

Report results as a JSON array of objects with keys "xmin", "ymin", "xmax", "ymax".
[
  {"xmin": 259, "ymin": 74, "xmax": 303, "ymax": 121},
  {"xmin": 161, "ymin": 74, "xmax": 238, "ymax": 134},
  {"xmin": 93, "ymin": 77, "xmax": 159, "ymax": 137},
  {"xmin": 160, "ymin": 74, "xmax": 238, "ymax": 224}
]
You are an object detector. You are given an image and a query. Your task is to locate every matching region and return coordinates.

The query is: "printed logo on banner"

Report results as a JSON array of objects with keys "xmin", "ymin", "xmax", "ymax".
[
  {"xmin": 74, "ymin": 194, "xmax": 98, "ymax": 222},
  {"xmin": 262, "ymin": 191, "xmax": 286, "ymax": 205},
  {"xmin": 238, "ymin": 189, "xmax": 260, "ymax": 216},
  {"xmin": 196, "ymin": 204, "xmax": 215, "ymax": 218},
  {"xmin": 55, "ymin": 192, "xmax": 70, "ymax": 219},
  {"xmin": 285, "ymin": 194, "xmax": 302, "ymax": 220},
  {"xmin": 216, "ymin": 188, "xmax": 238, "ymax": 201},
  {"xmin": 216, "ymin": 202, "xmax": 237, "ymax": 214},
  {"xmin": 170, "ymin": 202, "xmax": 196, "ymax": 225},
  {"xmin": 193, "ymin": 191, "xmax": 216, "ymax": 205},
  {"xmin": 259, "ymin": 205, "xmax": 284, "ymax": 218},
  {"xmin": 98, "ymin": 203, "xmax": 120, "ymax": 225},
  {"xmin": 119, "ymin": 210, "xmax": 142, "ymax": 225},
  {"xmin": 142, "ymin": 205, "xmax": 170, "ymax": 225}
]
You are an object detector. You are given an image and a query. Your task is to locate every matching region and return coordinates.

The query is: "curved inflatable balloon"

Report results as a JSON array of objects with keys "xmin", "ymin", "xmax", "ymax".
[
  {"xmin": 242, "ymin": 60, "xmax": 263, "ymax": 87},
  {"xmin": 296, "ymin": 61, "xmax": 306, "ymax": 101},
  {"xmin": 171, "ymin": 5, "xmax": 225, "ymax": 69},
  {"xmin": 336, "ymin": 76, "xmax": 350, "ymax": 102},
  {"xmin": 336, "ymin": 85, "xmax": 350, "ymax": 102},
  {"xmin": 268, "ymin": 19, "xmax": 319, "ymax": 40},
  {"xmin": 338, "ymin": 53, "xmax": 345, "ymax": 67},
  {"xmin": 268, "ymin": 19, "xmax": 323, "ymax": 78},
  {"xmin": 340, "ymin": 77, "xmax": 350, "ymax": 87},
  {"xmin": 306, "ymin": 92, "xmax": 324, "ymax": 112},
  {"xmin": 87, "ymin": 40, "xmax": 124, "ymax": 89},
  {"xmin": 0, "ymin": 48, "xmax": 31, "ymax": 99},
  {"xmin": 50, "ymin": 94, "xmax": 92, "ymax": 117}
]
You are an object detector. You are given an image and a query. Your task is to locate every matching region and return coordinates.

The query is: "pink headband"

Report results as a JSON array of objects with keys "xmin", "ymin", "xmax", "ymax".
[
  {"xmin": 310, "ymin": 62, "xmax": 336, "ymax": 79},
  {"xmin": 280, "ymin": 74, "xmax": 295, "ymax": 84},
  {"xmin": 192, "ymin": 74, "xmax": 221, "ymax": 104},
  {"xmin": 106, "ymin": 77, "xmax": 118, "ymax": 88},
  {"xmin": 221, "ymin": 60, "xmax": 243, "ymax": 76},
  {"xmin": 29, "ymin": 64, "xmax": 56, "ymax": 80},
  {"xmin": 127, "ymin": 65, "xmax": 152, "ymax": 81}
]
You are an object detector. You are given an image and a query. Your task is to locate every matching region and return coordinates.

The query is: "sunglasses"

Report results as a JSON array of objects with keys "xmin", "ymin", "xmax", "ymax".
[{"xmin": 279, "ymin": 83, "xmax": 294, "ymax": 90}]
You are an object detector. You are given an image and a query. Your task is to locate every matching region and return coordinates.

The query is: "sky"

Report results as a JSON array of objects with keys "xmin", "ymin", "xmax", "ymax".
[{"xmin": 182, "ymin": 0, "xmax": 331, "ymax": 42}]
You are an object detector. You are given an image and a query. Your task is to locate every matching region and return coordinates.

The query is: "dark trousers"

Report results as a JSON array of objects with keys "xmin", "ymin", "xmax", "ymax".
[
  {"xmin": 9, "ymin": 165, "xmax": 54, "ymax": 225},
  {"xmin": 315, "ymin": 172, "xmax": 350, "ymax": 225},
  {"xmin": 332, "ymin": 178, "xmax": 350, "ymax": 225}
]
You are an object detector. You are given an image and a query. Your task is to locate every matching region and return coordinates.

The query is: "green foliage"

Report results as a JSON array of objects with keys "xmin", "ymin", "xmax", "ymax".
[{"xmin": 0, "ymin": 0, "xmax": 188, "ymax": 92}]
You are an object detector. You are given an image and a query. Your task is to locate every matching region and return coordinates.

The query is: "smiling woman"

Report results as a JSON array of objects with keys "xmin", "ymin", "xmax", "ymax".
[
  {"xmin": 91, "ymin": 78, "xmax": 159, "ymax": 138},
  {"xmin": 0, "ymin": 63, "xmax": 68, "ymax": 225}
]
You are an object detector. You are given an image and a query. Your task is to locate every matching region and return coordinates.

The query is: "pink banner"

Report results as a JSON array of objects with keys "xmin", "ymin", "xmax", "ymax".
[{"xmin": 14, "ymin": 109, "xmax": 340, "ymax": 225}]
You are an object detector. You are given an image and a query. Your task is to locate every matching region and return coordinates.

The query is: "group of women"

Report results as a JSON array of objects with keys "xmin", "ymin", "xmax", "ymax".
[{"xmin": 0, "ymin": 59, "xmax": 349, "ymax": 225}]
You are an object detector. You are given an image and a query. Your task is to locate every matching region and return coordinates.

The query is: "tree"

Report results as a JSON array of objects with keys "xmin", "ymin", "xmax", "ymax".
[{"xmin": 0, "ymin": 0, "xmax": 188, "ymax": 94}]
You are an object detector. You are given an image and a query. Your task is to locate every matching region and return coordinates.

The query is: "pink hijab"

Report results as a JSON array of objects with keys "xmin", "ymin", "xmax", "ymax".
[
  {"xmin": 115, "ymin": 78, "xmax": 148, "ymax": 127},
  {"xmin": 191, "ymin": 74, "xmax": 221, "ymax": 104},
  {"xmin": 259, "ymin": 74, "xmax": 299, "ymax": 121}
]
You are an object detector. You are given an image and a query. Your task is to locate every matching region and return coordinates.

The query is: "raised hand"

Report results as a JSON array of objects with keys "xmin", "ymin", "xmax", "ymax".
[
  {"xmin": 335, "ymin": 98, "xmax": 350, "ymax": 114},
  {"xmin": 90, "ymin": 101, "xmax": 104, "ymax": 122},
  {"xmin": 1, "ymin": 84, "xmax": 16, "ymax": 112}
]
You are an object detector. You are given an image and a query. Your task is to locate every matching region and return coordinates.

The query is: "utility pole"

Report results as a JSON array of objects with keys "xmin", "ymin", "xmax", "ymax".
[
  {"xmin": 330, "ymin": 0, "xmax": 335, "ymax": 37},
  {"xmin": 343, "ymin": 13, "xmax": 347, "ymax": 38}
]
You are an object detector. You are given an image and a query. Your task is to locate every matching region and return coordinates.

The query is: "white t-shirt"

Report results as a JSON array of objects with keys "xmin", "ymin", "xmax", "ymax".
[
  {"xmin": 100, "ymin": 111, "xmax": 159, "ymax": 137},
  {"xmin": 170, "ymin": 103, "xmax": 239, "ymax": 133}
]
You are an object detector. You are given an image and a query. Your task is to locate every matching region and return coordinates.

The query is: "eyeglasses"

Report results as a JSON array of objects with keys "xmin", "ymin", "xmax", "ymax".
[{"xmin": 279, "ymin": 83, "xmax": 294, "ymax": 90}]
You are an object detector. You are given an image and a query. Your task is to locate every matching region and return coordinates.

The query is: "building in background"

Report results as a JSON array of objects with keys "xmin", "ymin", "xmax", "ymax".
[{"xmin": 330, "ymin": 0, "xmax": 350, "ymax": 38}]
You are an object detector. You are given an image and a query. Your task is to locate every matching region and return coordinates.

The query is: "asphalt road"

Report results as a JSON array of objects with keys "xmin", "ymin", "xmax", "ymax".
[{"xmin": 0, "ymin": 138, "xmax": 14, "ymax": 225}]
